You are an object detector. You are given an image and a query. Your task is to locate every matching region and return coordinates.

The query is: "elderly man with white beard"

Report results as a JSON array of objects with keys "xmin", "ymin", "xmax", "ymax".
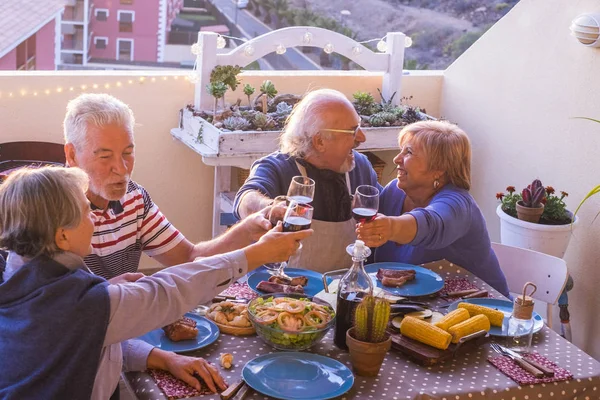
[{"xmin": 234, "ymin": 88, "xmax": 382, "ymax": 273}]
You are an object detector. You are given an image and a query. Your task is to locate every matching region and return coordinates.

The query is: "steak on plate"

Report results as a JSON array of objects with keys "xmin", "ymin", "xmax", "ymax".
[{"xmin": 162, "ymin": 317, "xmax": 198, "ymax": 342}]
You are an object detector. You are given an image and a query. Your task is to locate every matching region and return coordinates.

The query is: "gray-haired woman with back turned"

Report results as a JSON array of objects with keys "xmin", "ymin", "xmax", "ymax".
[
  {"xmin": 0, "ymin": 167, "xmax": 311, "ymax": 399},
  {"xmin": 357, "ymin": 121, "xmax": 510, "ymax": 297}
]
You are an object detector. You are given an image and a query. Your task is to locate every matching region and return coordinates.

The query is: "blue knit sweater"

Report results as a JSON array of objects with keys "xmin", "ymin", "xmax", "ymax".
[{"xmin": 0, "ymin": 255, "xmax": 110, "ymax": 399}]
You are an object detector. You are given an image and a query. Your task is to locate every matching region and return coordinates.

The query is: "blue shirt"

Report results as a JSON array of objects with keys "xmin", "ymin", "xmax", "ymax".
[
  {"xmin": 234, "ymin": 151, "xmax": 381, "ymax": 222},
  {"xmin": 374, "ymin": 180, "xmax": 510, "ymax": 297}
]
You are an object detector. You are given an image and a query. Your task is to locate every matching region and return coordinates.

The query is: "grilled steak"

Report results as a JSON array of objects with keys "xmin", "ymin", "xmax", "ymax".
[
  {"xmin": 162, "ymin": 317, "xmax": 198, "ymax": 341},
  {"xmin": 257, "ymin": 280, "xmax": 305, "ymax": 294}
]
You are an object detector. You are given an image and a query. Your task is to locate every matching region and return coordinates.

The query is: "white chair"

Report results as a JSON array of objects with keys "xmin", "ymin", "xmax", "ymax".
[{"xmin": 491, "ymin": 242, "xmax": 568, "ymax": 330}]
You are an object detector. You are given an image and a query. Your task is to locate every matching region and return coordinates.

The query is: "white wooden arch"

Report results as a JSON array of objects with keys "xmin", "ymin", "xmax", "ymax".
[{"xmin": 192, "ymin": 26, "xmax": 406, "ymax": 110}]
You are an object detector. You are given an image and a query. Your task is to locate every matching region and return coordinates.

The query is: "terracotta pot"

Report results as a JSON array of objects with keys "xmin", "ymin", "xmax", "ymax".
[
  {"xmin": 346, "ymin": 328, "xmax": 391, "ymax": 377},
  {"xmin": 515, "ymin": 201, "xmax": 544, "ymax": 223}
]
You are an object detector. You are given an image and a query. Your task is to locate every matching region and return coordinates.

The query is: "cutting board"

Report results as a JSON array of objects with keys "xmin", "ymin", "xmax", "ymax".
[{"xmin": 390, "ymin": 330, "xmax": 488, "ymax": 366}]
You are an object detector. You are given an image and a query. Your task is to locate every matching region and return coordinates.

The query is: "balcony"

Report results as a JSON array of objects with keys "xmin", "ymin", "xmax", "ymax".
[
  {"xmin": 61, "ymin": 28, "xmax": 85, "ymax": 51},
  {"xmin": 1, "ymin": 0, "xmax": 600, "ymax": 361},
  {"xmin": 62, "ymin": 0, "xmax": 86, "ymax": 23}
]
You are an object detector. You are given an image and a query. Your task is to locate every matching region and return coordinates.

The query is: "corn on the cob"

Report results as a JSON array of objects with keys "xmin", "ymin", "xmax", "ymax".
[
  {"xmin": 434, "ymin": 308, "xmax": 470, "ymax": 332},
  {"xmin": 457, "ymin": 302, "xmax": 504, "ymax": 327},
  {"xmin": 400, "ymin": 316, "xmax": 452, "ymax": 350},
  {"xmin": 447, "ymin": 314, "xmax": 490, "ymax": 343}
]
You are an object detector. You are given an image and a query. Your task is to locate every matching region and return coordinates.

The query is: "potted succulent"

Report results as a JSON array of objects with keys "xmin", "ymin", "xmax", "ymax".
[
  {"xmin": 515, "ymin": 179, "xmax": 545, "ymax": 223},
  {"xmin": 496, "ymin": 179, "xmax": 578, "ymax": 258},
  {"xmin": 345, "ymin": 295, "xmax": 391, "ymax": 377}
]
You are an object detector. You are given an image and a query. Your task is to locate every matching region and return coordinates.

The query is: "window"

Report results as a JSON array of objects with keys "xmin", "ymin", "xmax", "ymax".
[
  {"xmin": 16, "ymin": 35, "xmax": 36, "ymax": 70},
  {"xmin": 117, "ymin": 39, "xmax": 133, "ymax": 61},
  {"xmin": 118, "ymin": 11, "xmax": 134, "ymax": 33},
  {"xmin": 95, "ymin": 37, "xmax": 108, "ymax": 49},
  {"xmin": 95, "ymin": 8, "xmax": 108, "ymax": 21}
]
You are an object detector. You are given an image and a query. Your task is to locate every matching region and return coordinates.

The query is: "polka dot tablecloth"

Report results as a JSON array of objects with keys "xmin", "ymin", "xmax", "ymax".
[{"xmin": 125, "ymin": 260, "xmax": 600, "ymax": 400}]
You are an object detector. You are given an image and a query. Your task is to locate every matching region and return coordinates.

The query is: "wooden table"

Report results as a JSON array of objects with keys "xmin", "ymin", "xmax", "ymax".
[{"xmin": 125, "ymin": 260, "xmax": 600, "ymax": 400}]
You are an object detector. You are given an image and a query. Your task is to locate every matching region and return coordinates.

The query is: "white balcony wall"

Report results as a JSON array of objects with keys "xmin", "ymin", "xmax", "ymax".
[
  {"xmin": 441, "ymin": 0, "xmax": 600, "ymax": 359},
  {"xmin": 0, "ymin": 69, "xmax": 442, "ymax": 268}
]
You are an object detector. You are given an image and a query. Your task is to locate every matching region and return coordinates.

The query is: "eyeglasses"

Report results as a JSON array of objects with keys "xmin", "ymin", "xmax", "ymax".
[{"xmin": 321, "ymin": 124, "xmax": 362, "ymax": 137}]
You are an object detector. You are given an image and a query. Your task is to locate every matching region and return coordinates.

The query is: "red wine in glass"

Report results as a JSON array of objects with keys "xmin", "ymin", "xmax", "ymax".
[
  {"xmin": 352, "ymin": 207, "xmax": 377, "ymax": 223},
  {"xmin": 283, "ymin": 215, "xmax": 312, "ymax": 232}
]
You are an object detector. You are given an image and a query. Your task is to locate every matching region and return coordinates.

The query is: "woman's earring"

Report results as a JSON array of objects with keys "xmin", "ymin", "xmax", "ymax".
[{"xmin": 433, "ymin": 179, "xmax": 440, "ymax": 190}]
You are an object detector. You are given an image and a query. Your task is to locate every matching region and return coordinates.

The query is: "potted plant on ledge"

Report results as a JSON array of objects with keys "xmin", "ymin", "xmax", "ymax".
[
  {"xmin": 346, "ymin": 295, "xmax": 391, "ymax": 377},
  {"xmin": 496, "ymin": 179, "xmax": 579, "ymax": 258}
]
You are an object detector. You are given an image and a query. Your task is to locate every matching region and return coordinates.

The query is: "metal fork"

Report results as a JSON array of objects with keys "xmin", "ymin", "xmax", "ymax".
[{"xmin": 490, "ymin": 343, "xmax": 544, "ymax": 378}]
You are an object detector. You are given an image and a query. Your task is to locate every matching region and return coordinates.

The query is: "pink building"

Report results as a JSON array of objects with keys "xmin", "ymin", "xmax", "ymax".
[
  {"xmin": 0, "ymin": 0, "xmax": 65, "ymax": 70},
  {"xmin": 61, "ymin": 0, "xmax": 183, "ymax": 66}
]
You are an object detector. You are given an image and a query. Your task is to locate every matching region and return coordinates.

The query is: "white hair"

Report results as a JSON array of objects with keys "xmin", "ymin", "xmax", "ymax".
[
  {"xmin": 279, "ymin": 88, "xmax": 351, "ymax": 158},
  {"xmin": 63, "ymin": 93, "xmax": 135, "ymax": 150}
]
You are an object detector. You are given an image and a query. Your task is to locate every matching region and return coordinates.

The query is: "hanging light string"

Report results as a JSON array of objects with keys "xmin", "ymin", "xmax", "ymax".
[{"xmin": 0, "ymin": 75, "xmax": 189, "ymax": 100}]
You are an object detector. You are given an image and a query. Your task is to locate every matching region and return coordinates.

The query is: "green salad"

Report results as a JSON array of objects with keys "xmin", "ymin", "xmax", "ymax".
[{"xmin": 248, "ymin": 296, "xmax": 335, "ymax": 349}]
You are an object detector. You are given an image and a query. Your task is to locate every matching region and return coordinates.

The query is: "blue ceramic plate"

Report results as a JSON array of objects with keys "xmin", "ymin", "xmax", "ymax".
[
  {"xmin": 137, "ymin": 313, "xmax": 219, "ymax": 353},
  {"xmin": 242, "ymin": 352, "xmax": 354, "ymax": 400},
  {"xmin": 365, "ymin": 262, "xmax": 444, "ymax": 297},
  {"xmin": 247, "ymin": 267, "xmax": 330, "ymax": 296},
  {"xmin": 447, "ymin": 298, "xmax": 544, "ymax": 337}
]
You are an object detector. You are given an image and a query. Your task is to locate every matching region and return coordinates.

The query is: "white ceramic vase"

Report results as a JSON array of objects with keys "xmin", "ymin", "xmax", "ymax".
[{"xmin": 496, "ymin": 205, "xmax": 579, "ymax": 259}]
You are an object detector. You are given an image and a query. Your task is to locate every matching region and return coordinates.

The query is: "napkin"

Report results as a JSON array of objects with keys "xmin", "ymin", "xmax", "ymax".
[
  {"xmin": 439, "ymin": 278, "xmax": 483, "ymax": 297},
  {"xmin": 218, "ymin": 282, "xmax": 259, "ymax": 300},
  {"xmin": 148, "ymin": 369, "xmax": 213, "ymax": 399},
  {"xmin": 488, "ymin": 353, "xmax": 573, "ymax": 385}
]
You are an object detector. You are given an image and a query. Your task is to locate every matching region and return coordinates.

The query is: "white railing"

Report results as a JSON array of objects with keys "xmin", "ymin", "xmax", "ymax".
[{"xmin": 191, "ymin": 26, "xmax": 407, "ymax": 110}]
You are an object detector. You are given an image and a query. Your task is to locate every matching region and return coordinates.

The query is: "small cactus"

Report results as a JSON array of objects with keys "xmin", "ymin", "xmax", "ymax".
[
  {"xmin": 353, "ymin": 295, "xmax": 391, "ymax": 343},
  {"xmin": 377, "ymin": 111, "xmax": 397, "ymax": 123},
  {"xmin": 369, "ymin": 114, "xmax": 386, "ymax": 127},
  {"xmin": 223, "ymin": 116, "xmax": 250, "ymax": 131},
  {"xmin": 521, "ymin": 179, "xmax": 545, "ymax": 208}
]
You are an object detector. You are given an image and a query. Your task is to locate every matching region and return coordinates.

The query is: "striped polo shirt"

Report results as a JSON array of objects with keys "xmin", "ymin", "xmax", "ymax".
[{"xmin": 84, "ymin": 180, "xmax": 185, "ymax": 279}]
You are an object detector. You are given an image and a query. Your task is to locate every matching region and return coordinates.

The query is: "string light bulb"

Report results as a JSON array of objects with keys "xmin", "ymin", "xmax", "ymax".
[
  {"xmin": 324, "ymin": 43, "xmax": 334, "ymax": 54},
  {"xmin": 352, "ymin": 46, "xmax": 362, "ymax": 56},
  {"xmin": 216, "ymin": 35, "xmax": 226, "ymax": 49},
  {"xmin": 93, "ymin": 84, "xmax": 99, "ymax": 89},
  {"xmin": 376, "ymin": 39, "xmax": 388, "ymax": 52},
  {"xmin": 57, "ymin": 88, "xmax": 63, "ymax": 93},
  {"xmin": 191, "ymin": 43, "xmax": 201, "ymax": 56},
  {"xmin": 104, "ymin": 83, "xmax": 110, "ymax": 88},
  {"xmin": 275, "ymin": 44, "xmax": 286, "ymax": 55},
  {"xmin": 405, "ymin": 36, "xmax": 413, "ymax": 48},
  {"xmin": 244, "ymin": 45, "xmax": 255, "ymax": 56},
  {"xmin": 303, "ymin": 32, "xmax": 313, "ymax": 44},
  {"xmin": 187, "ymin": 73, "xmax": 200, "ymax": 83}
]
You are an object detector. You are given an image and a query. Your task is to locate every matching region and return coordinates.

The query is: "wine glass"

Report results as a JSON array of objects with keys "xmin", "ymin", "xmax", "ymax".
[
  {"xmin": 351, "ymin": 185, "xmax": 380, "ymax": 223},
  {"xmin": 264, "ymin": 200, "xmax": 314, "ymax": 277},
  {"xmin": 287, "ymin": 176, "xmax": 315, "ymax": 204}
]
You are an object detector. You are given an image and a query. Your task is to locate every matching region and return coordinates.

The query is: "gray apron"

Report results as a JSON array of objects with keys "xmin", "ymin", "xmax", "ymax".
[{"xmin": 288, "ymin": 162, "xmax": 356, "ymax": 274}]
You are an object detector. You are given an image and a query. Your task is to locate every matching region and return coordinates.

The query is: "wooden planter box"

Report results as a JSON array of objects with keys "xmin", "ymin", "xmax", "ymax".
[{"xmin": 175, "ymin": 108, "xmax": 403, "ymax": 161}]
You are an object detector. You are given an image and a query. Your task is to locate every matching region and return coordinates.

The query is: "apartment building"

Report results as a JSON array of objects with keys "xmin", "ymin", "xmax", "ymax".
[
  {"xmin": 0, "ymin": 0, "xmax": 65, "ymax": 70},
  {"xmin": 61, "ymin": 0, "xmax": 184, "ymax": 66}
]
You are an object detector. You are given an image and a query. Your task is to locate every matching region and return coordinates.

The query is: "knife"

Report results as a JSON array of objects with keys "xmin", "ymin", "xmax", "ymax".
[
  {"xmin": 498, "ymin": 347, "xmax": 544, "ymax": 378},
  {"xmin": 220, "ymin": 379, "xmax": 245, "ymax": 400},
  {"xmin": 500, "ymin": 346, "xmax": 555, "ymax": 377},
  {"xmin": 231, "ymin": 381, "xmax": 253, "ymax": 400}
]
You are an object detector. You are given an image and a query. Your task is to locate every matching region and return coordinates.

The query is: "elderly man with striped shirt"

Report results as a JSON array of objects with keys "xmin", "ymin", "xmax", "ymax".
[{"xmin": 63, "ymin": 93, "xmax": 274, "ymax": 396}]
